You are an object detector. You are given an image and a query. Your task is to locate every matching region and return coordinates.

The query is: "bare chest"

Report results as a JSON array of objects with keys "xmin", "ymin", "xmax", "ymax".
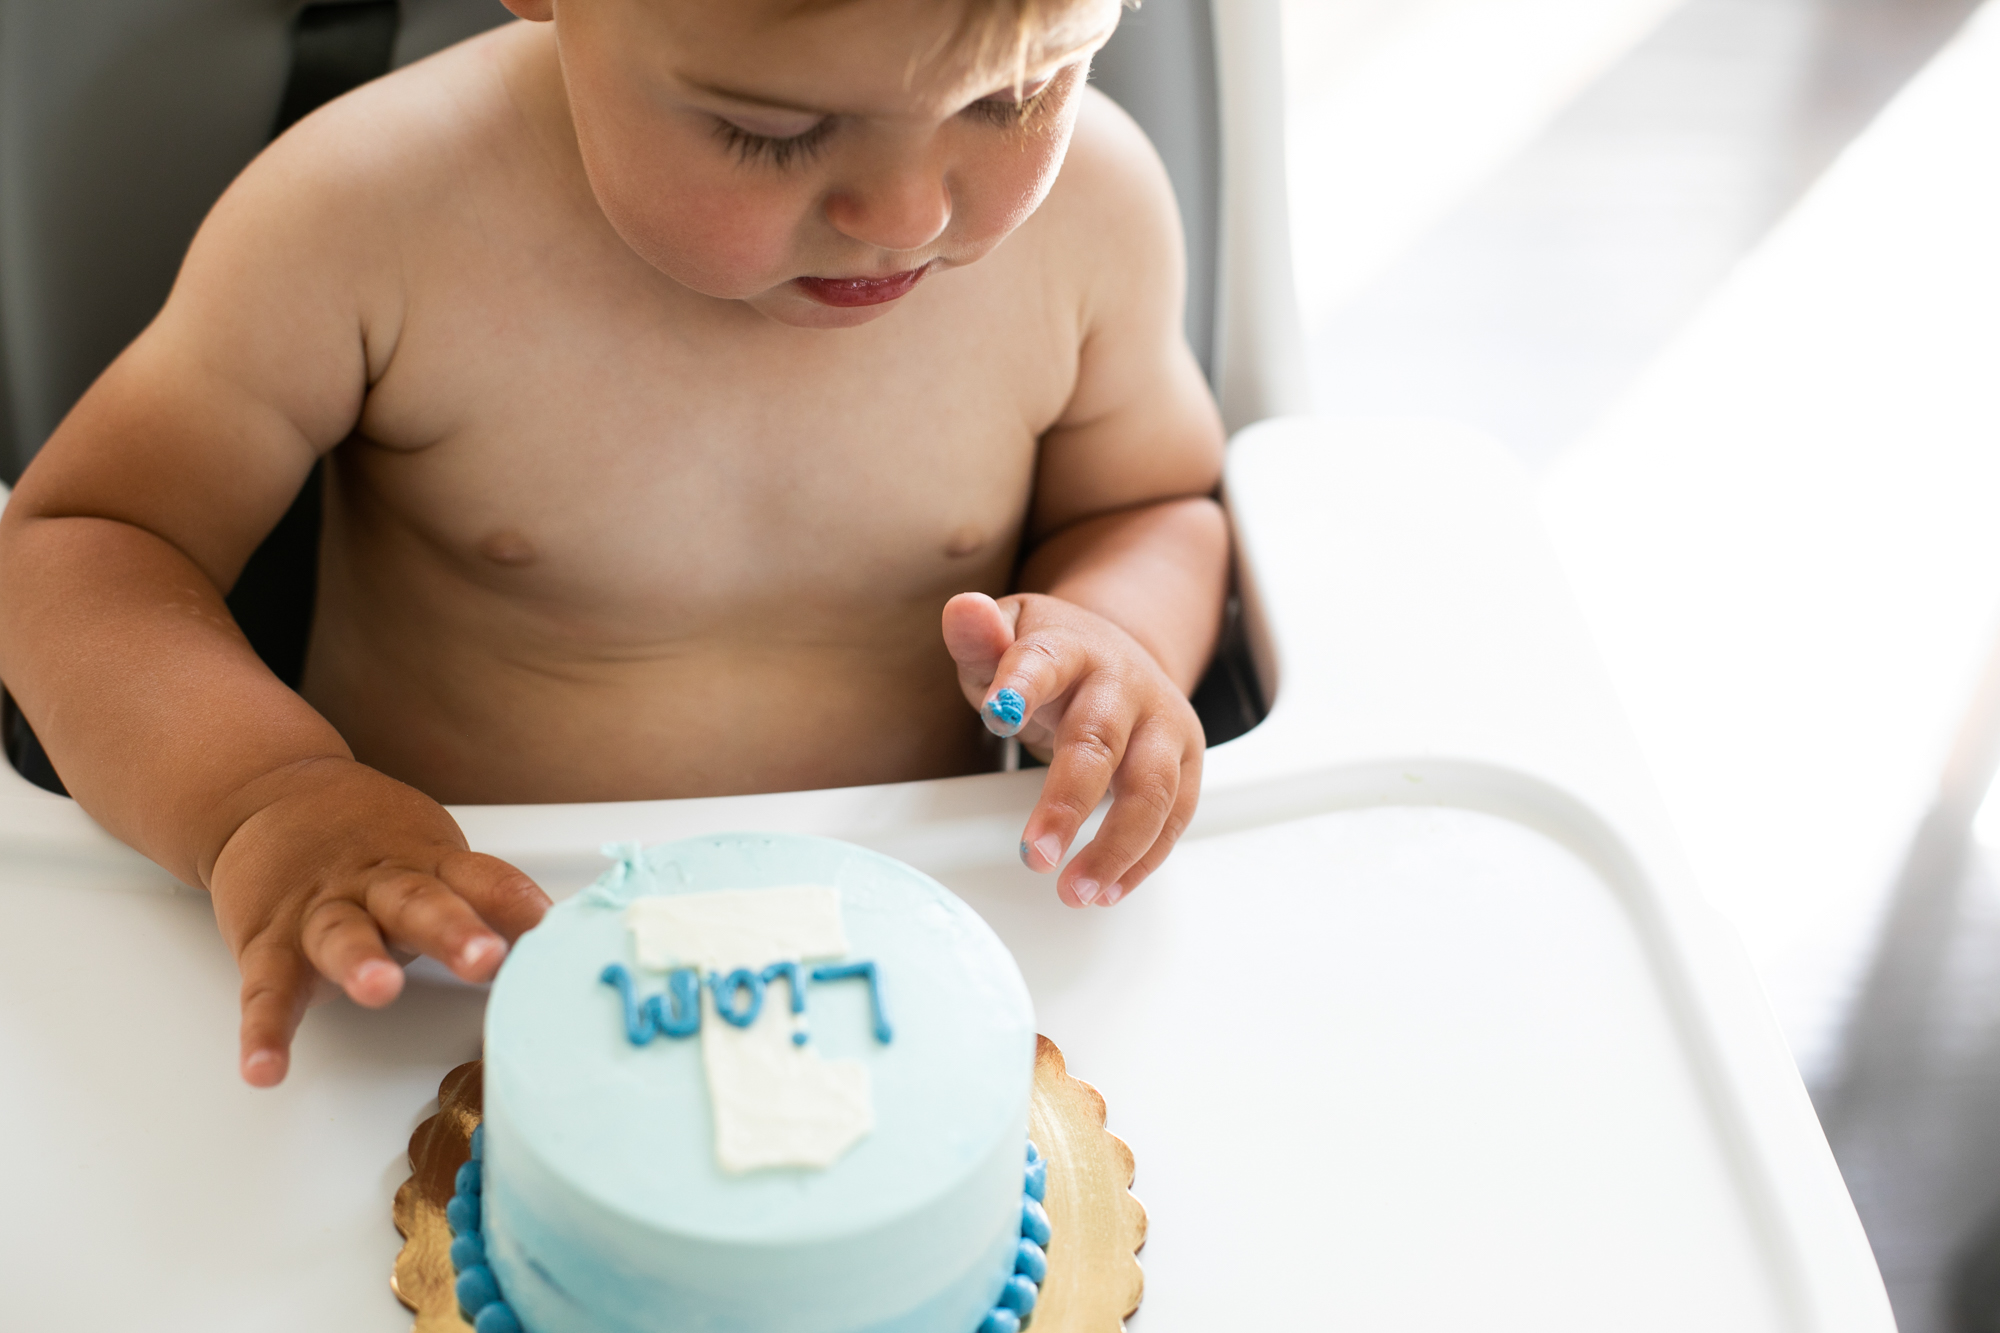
[{"xmin": 345, "ymin": 243, "xmax": 1079, "ymax": 634}]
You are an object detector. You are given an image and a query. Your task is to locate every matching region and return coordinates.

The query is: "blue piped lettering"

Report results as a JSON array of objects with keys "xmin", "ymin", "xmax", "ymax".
[
  {"xmin": 600, "ymin": 963, "xmax": 701, "ymax": 1044},
  {"xmin": 810, "ymin": 960, "xmax": 893, "ymax": 1043},
  {"xmin": 602, "ymin": 957, "xmax": 891, "ymax": 1044},
  {"xmin": 710, "ymin": 968, "xmax": 765, "ymax": 1028},
  {"xmin": 760, "ymin": 961, "xmax": 807, "ymax": 1013}
]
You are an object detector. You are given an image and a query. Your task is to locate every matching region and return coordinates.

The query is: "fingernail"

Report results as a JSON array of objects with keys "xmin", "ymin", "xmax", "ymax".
[
  {"xmin": 243, "ymin": 1050, "xmax": 284, "ymax": 1085},
  {"xmin": 460, "ymin": 937, "xmax": 504, "ymax": 970},
  {"xmin": 983, "ymin": 687, "xmax": 1026, "ymax": 738},
  {"xmin": 1032, "ymin": 834, "xmax": 1063, "ymax": 870},
  {"xmin": 1100, "ymin": 882, "xmax": 1127, "ymax": 906},
  {"xmin": 1072, "ymin": 878, "xmax": 1100, "ymax": 905}
]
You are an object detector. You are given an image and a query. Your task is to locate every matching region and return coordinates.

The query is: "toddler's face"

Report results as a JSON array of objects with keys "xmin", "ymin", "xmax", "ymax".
[{"xmin": 536, "ymin": 0, "xmax": 1122, "ymax": 328}]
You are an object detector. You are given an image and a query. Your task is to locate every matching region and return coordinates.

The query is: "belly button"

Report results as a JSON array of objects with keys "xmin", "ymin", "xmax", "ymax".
[{"xmin": 478, "ymin": 530, "xmax": 537, "ymax": 566}]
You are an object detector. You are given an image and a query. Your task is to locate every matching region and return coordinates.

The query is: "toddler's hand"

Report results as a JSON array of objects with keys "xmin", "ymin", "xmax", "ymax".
[
  {"xmin": 943, "ymin": 592, "xmax": 1203, "ymax": 907},
  {"xmin": 207, "ymin": 757, "xmax": 549, "ymax": 1087}
]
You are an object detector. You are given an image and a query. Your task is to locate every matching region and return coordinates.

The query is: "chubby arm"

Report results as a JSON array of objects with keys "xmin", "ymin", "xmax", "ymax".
[
  {"xmin": 945, "ymin": 89, "xmax": 1228, "ymax": 907},
  {"xmin": 0, "ymin": 109, "xmax": 544, "ymax": 1085}
]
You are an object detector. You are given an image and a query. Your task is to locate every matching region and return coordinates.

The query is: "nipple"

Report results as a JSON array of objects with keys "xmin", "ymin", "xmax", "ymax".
[
  {"xmin": 943, "ymin": 525, "xmax": 986, "ymax": 559},
  {"xmin": 478, "ymin": 530, "xmax": 537, "ymax": 567}
]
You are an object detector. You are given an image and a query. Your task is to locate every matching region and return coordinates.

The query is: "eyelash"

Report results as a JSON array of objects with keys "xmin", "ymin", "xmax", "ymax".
[
  {"xmin": 710, "ymin": 83, "xmax": 1052, "ymax": 170},
  {"xmin": 964, "ymin": 85, "xmax": 1053, "ymax": 128},
  {"xmin": 712, "ymin": 118, "xmax": 834, "ymax": 169}
]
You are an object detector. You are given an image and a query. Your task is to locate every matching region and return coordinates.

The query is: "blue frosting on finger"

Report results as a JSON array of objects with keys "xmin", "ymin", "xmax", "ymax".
[{"xmin": 983, "ymin": 688, "xmax": 1026, "ymax": 737}]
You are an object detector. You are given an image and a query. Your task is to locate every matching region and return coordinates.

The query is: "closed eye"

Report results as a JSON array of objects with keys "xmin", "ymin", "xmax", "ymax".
[
  {"xmin": 963, "ymin": 78, "xmax": 1055, "ymax": 128},
  {"xmin": 712, "ymin": 116, "xmax": 834, "ymax": 168}
]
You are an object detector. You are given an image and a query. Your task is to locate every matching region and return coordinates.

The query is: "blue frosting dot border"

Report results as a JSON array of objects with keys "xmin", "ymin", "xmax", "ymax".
[{"xmin": 445, "ymin": 1126, "xmax": 1049, "ymax": 1333}]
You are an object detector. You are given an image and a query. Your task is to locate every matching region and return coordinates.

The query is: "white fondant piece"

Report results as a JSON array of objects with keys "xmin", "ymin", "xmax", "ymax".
[
  {"xmin": 629, "ymin": 885, "xmax": 874, "ymax": 1171},
  {"xmin": 704, "ymin": 999, "xmax": 874, "ymax": 1172},
  {"xmin": 626, "ymin": 884, "xmax": 849, "ymax": 970}
]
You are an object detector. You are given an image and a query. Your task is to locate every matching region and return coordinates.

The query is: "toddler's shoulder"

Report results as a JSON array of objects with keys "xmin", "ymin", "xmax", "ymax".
[
  {"xmin": 159, "ymin": 23, "xmax": 542, "ymax": 392},
  {"xmin": 216, "ymin": 24, "xmax": 530, "ymax": 251},
  {"xmin": 1034, "ymin": 87, "xmax": 1191, "ymax": 310},
  {"xmin": 1062, "ymin": 86, "xmax": 1181, "ymax": 204}
]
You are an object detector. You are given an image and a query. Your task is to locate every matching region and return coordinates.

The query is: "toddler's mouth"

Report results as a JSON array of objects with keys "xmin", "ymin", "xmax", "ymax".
[{"xmin": 794, "ymin": 265, "xmax": 930, "ymax": 308}]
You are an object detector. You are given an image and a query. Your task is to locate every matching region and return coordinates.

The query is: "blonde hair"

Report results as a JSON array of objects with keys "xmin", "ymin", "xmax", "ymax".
[
  {"xmin": 788, "ymin": 0, "xmax": 1121, "ymax": 91},
  {"xmin": 954, "ymin": 0, "xmax": 1096, "ymax": 65}
]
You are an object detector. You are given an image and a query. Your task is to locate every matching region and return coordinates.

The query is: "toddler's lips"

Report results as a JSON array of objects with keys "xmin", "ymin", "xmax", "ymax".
[{"xmin": 794, "ymin": 265, "xmax": 930, "ymax": 308}]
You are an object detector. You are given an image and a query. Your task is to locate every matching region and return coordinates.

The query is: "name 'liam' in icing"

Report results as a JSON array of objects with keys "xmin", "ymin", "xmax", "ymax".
[
  {"xmin": 599, "ymin": 959, "xmax": 893, "ymax": 1046},
  {"xmin": 609, "ymin": 885, "xmax": 881, "ymax": 1173}
]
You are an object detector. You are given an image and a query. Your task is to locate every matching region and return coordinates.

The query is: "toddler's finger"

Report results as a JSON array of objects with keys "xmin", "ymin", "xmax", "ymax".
[
  {"xmin": 1089, "ymin": 744, "xmax": 1202, "ymax": 907},
  {"xmin": 238, "ymin": 935, "xmax": 312, "ymax": 1088},
  {"xmin": 1058, "ymin": 722, "xmax": 1184, "ymax": 906},
  {"xmin": 439, "ymin": 851, "xmax": 551, "ymax": 942},
  {"xmin": 979, "ymin": 630, "xmax": 1093, "ymax": 739},
  {"xmin": 301, "ymin": 896, "xmax": 406, "ymax": 1006},
  {"xmin": 941, "ymin": 592, "xmax": 1018, "ymax": 695},
  {"xmin": 362, "ymin": 870, "xmax": 509, "ymax": 983},
  {"xmin": 1022, "ymin": 689, "xmax": 1131, "ymax": 902}
]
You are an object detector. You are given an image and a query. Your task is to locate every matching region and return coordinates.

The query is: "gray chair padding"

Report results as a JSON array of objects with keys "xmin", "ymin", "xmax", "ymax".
[
  {"xmin": 0, "ymin": 0, "xmax": 1220, "ymax": 480},
  {"xmin": 0, "ymin": 0, "xmax": 511, "ymax": 479}
]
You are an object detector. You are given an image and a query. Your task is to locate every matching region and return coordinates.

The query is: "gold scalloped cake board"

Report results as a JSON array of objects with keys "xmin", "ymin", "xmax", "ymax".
[{"xmin": 393, "ymin": 1036, "xmax": 1145, "ymax": 1332}]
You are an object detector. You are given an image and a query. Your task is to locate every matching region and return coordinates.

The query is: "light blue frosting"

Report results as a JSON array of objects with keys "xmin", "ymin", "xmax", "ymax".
[
  {"xmin": 453, "ymin": 1131, "xmax": 1054, "ymax": 1333},
  {"xmin": 483, "ymin": 833, "xmax": 1037, "ymax": 1333}
]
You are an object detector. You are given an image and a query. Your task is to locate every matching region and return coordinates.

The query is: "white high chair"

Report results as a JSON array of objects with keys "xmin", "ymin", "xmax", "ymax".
[{"xmin": 0, "ymin": 1, "xmax": 1891, "ymax": 1329}]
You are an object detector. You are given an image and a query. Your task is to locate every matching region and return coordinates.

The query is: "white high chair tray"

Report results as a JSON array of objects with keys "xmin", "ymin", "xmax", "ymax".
[{"xmin": 0, "ymin": 421, "xmax": 1889, "ymax": 1330}]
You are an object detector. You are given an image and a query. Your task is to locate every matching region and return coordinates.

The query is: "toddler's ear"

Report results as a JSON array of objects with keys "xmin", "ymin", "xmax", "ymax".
[{"xmin": 497, "ymin": 0, "xmax": 553, "ymax": 20}]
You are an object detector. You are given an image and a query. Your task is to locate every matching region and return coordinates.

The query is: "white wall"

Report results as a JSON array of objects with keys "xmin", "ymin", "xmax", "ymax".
[{"xmin": 1283, "ymin": 0, "xmax": 1686, "ymax": 329}]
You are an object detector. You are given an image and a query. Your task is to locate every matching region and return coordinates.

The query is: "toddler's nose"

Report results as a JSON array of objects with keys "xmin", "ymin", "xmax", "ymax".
[{"xmin": 823, "ymin": 159, "xmax": 952, "ymax": 254}]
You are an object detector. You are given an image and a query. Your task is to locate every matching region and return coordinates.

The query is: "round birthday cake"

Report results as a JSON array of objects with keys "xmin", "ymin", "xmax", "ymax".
[{"xmin": 468, "ymin": 833, "xmax": 1042, "ymax": 1333}]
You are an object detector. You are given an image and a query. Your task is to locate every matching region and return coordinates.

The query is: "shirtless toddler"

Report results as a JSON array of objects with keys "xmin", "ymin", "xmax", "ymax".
[{"xmin": 0, "ymin": 0, "xmax": 1227, "ymax": 1085}]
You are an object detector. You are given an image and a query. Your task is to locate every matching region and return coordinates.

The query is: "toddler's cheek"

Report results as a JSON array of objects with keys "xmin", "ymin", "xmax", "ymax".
[
  {"xmin": 953, "ymin": 122, "xmax": 1077, "ymax": 256},
  {"xmin": 571, "ymin": 111, "xmax": 801, "ymax": 296},
  {"xmin": 591, "ymin": 166, "xmax": 804, "ymax": 297},
  {"xmin": 982, "ymin": 165, "xmax": 1060, "ymax": 246},
  {"xmin": 635, "ymin": 198, "xmax": 801, "ymax": 297}
]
